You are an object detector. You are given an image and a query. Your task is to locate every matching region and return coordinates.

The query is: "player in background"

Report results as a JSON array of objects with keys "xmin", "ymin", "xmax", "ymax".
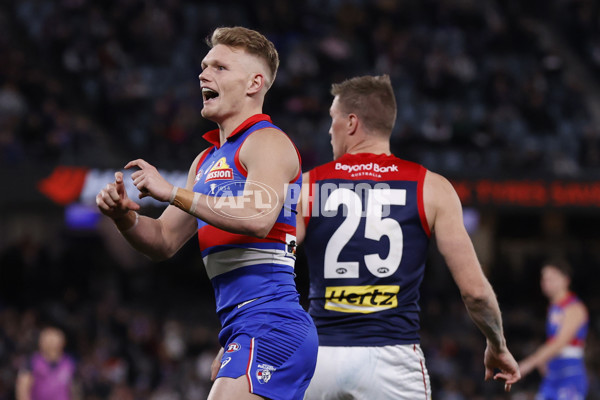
[
  {"xmin": 16, "ymin": 326, "xmax": 79, "ymax": 400},
  {"xmin": 519, "ymin": 260, "xmax": 588, "ymax": 400},
  {"xmin": 296, "ymin": 75, "xmax": 520, "ymax": 399},
  {"xmin": 96, "ymin": 27, "xmax": 317, "ymax": 400}
]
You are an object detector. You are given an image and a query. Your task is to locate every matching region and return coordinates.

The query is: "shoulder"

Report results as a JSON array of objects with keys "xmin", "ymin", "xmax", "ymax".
[
  {"xmin": 238, "ymin": 127, "xmax": 300, "ymax": 178},
  {"xmin": 564, "ymin": 297, "xmax": 588, "ymax": 317},
  {"xmin": 187, "ymin": 147, "xmax": 213, "ymax": 179},
  {"xmin": 423, "ymin": 170, "xmax": 462, "ymax": 228},
  {"xmin": 240, "ymin": 127, "xmax": 298, "ymax": 162},
  {"xmin": 196, "ymin": 146, "xmax": 213, "ymax": 163},
  {"xmin": 424, "ymin": 170, "xmax": 458, "ymax": 201},
  {"xmin": 245, "ymin": 127, "xmax": 295, "ymax": 147}
]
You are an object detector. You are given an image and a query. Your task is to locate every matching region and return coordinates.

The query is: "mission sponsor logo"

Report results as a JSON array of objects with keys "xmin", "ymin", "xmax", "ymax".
[
  {"xmin": 205, "ymin": 157, "xmax": 233, "ymax": 182},
  {"xmin": 324, "ymin": 285, "xmax": 399, "ymax": 313}
]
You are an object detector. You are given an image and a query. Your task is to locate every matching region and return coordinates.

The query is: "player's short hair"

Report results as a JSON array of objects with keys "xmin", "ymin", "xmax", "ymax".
[
  {"xmin": 330, "ymin": 75, "xmax": 397, "ymax": 136},
  {"xmin": 207, "ymin": 26, "xmax": 279, "ymax": 90},
  {"xmin": 543, "ymin": 258, "xmax": 573, "ymax": 279}
]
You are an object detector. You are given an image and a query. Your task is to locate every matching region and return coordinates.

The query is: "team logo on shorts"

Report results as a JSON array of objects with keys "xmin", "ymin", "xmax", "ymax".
[
  {"xmin": 205, "ymin": 157, "xmax": 233, "ymax": 182},
  {"xmin": 256, "ymin": 363, "xmax": 276, "ymax": 384},
  {"xmin": 226, "ymin": 342, "xmax": 241, "ymax": 353}
]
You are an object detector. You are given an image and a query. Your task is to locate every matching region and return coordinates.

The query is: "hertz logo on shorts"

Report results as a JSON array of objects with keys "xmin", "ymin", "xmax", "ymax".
[{"xmin": 324, "ymin": 285, "xmax": 399, "ymax": 313}]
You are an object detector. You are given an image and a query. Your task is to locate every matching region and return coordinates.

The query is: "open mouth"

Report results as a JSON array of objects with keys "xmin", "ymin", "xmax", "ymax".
[{"xmin": 202, "ymin": 88, "xmax": 219, "ymax": 102}]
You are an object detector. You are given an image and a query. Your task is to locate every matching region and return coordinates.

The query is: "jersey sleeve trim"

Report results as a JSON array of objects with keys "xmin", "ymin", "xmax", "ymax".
[
  {"xmin": 234, "ymin": 134, "xmax": 252, "ymax": 178},
  {"xmin": 196, "ymin": 147, "xmax": 214, "ymax": 173},
  {"xmin": 304, "ymin": 169, "xmax": 316, "ymax": 227},
  {"xmin": 417, "ymin": 166, "xmax": 431, "ymax": 237}
]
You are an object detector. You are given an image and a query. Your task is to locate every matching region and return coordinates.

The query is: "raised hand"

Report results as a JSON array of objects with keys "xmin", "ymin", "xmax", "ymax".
[
  {"xmin": 125, "ymin": 159, "xmax": 174, "ymax": 202},
  {"xmin": 96, "ymin": 171, "xmax": 141, "ymax": 219}
]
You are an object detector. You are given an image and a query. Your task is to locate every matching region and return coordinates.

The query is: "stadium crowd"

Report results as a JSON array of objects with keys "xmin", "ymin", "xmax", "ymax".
[
  {"xmin": 1, "ymin": 0, "xmax": 600, "ymax": 398},
  {"xmin": 1, "ymin": 0, "xmax": 599, "ymax": 176}
]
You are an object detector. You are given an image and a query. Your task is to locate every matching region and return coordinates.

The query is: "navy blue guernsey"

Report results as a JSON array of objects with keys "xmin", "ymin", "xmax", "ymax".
[{"xmin": 303, "ymin": 153, "xmax": 431, "ymax": 346}]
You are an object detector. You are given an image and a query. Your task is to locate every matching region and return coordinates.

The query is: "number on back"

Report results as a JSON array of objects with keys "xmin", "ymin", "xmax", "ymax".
[{"xmin": 324, "ymin": 188, "xmax": 406, "ymax": 278}]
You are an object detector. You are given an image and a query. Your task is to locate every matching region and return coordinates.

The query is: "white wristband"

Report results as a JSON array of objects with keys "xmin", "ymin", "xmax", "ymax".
[
  {"xmin": 169, "ymin": 186, "xmax": 178, "ymax": 204},
  {"xmin": 190, "ymin": 193, "xmax": 200, "ymax": 214},
  {"xmin": 121, "ymin": 211, "xmax": 139, "ymax": 233}
]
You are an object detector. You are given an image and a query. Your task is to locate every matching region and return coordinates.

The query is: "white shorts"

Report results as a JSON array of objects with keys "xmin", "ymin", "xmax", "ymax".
[{"xmin": 304, "ymin": 344, "xmax": 431, "ymax": 400}]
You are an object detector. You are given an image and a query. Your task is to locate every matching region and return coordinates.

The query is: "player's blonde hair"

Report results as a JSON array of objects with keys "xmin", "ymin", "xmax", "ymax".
[
  {"xmin": 331, "ymin": 75, "xmax": 397, "ymax": 136},
  {"xmin": 207, "ymin": 26, "xmax": 279, "ymax": 90}
]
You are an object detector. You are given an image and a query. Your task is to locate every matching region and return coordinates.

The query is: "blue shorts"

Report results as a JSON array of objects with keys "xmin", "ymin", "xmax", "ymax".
[
  {"xmin": 216, "ymin": 306, "xmax": 318, "ymax": 400},
  {"xmin": 538, "ymin": 366, "xmax": 588, "ymax": 400}
]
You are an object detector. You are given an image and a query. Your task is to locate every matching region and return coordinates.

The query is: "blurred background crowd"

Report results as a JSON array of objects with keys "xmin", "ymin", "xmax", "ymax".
[{"xmin": 1, "ymin": 0, "xmax": 600, "ymax": 398}]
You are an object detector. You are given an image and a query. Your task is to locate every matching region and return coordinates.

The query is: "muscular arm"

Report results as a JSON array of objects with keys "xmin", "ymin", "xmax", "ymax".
[
  {"xmin": 97, "ymin": 154, "xmax": 201, "ymax": 261},
  {"xmin": 295, "ymin": 172, "xmax": 310, "ymax": 245},
  {"xmin": 165, "ymin": 129, "xmax": 299, "ymax": 237},
  {"xmin": 519, "ymin": 302, "xmax": 588, "ymax": 376},
  {"xmin": 126, "ymin": 129, "xmax": 300, "ymax": 239},
  {"xmin": 424, "ymin": 171, "xmax": 520, "ymax": 387}
]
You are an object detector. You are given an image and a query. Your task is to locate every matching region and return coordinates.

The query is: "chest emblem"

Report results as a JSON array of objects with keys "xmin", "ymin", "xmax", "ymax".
[{"xmin": 205, "ymin": 157, "xmax": 233, "ymax": 182}]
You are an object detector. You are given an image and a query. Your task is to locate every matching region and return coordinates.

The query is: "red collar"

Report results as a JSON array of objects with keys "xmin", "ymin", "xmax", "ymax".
[
  {"xmin": 556, "ymin": 292, "xmax": 576, "ymax": 308},
  {"xmin": 202, "ymin": 114, "xmax": 272, "ymax": 148}
]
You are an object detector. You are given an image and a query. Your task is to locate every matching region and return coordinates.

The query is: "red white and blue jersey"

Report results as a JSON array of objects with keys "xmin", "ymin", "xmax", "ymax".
[
  {"xmin": 194, "ymin": 114, "xmax": 301, "ymax": 327},
  {"xmin": 539, "ymin": 292, "xmax": 588, "ymax": 398},
  {"xmin": 303, "ymin": 153, "xmax": 430, "ymax": 346},
  {"xmin": 546, "ymin": 292, "xmax": 588, "ymax": 363},
  {"xmin": 546, "ymin": 293, "xmax": 588, "ymax": 352}
]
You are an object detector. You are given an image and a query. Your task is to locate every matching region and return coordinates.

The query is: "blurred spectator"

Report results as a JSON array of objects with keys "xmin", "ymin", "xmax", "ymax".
[
  {"xmin": 15, "ymin": 326, "xmax": 79, "ymax": 400},
  {"xmin": 0, "ymin": 0, "xmax": 596, "ymax": 176}
]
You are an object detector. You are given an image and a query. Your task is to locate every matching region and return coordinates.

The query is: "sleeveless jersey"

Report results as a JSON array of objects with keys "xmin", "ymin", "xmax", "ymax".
[
  {"xmin": 303, "ymin": 153, "xmax": 430, "ymax": 346},
  {"xmin": 27, "ymin": 353, "xmax": 76, "ymax": 400},
  {"xmin": 545, "ymin": 292, "xmax": 588, "ymax": 372},
  {"xmin": 194, "ymin": 114, "xmax": 301, "ymax": 327}
]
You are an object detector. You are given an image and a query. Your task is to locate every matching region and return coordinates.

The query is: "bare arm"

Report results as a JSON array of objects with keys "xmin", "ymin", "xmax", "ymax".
[
  {"xmin": 295, "ymin": 172, "xmax": 310, "ymax": 245},
  {"xmin": 15, "ymin": 371, "xmax": 33, "ymax": 400},
  {"xmin": 424, "ymin": 171, "xmax": 520, "ymax": 389},
  {"xmin": 519, "ymin": 302, "xmax": 587, "ymax": 376},
  {"xmin": 126, "ymin": 129, "xmax": 300, "ymax": 238},
  {"xmin": 211, "ymin": 347, "xmax": 225, "ymax": 381},
  {"xmin": 96, "ymin": 153, "xmax": 201, "ymax": 261}
]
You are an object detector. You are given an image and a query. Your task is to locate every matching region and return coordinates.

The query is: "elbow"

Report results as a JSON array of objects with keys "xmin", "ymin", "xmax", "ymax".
[
  {"xmin": 248, "ymin": 225, "xmax": 271, "ymax": 239},
  {"xmin": 460, "ymin": 278, "xmax": 495, "ymax": 306},
  {"xmin": 239, "ymin": 218, "xmax": 273, "ymax": 239},
  {"xmin": 461, "ymin": 288, "xmax": 491, "ymax": 308},
  {"xmin": 146, "ymin": 244, "xmax": 179, "ymax": 262}
]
